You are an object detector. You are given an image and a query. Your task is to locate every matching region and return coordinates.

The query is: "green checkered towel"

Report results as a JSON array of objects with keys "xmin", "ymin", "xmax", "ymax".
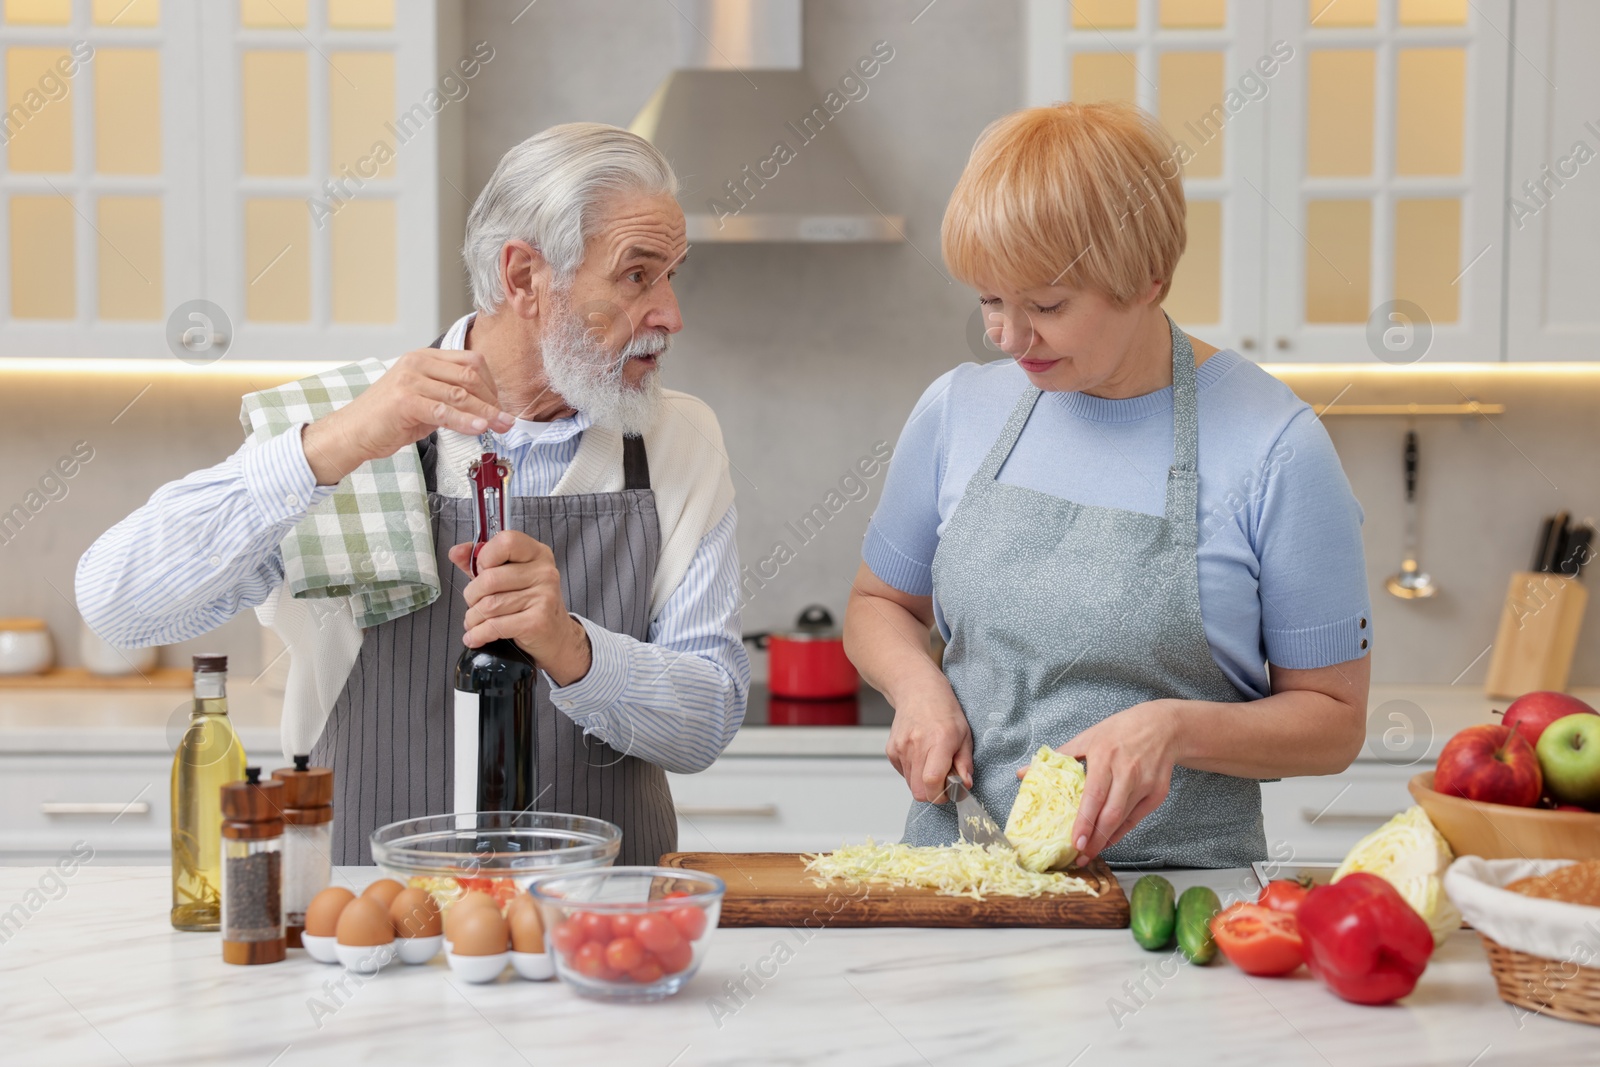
[{"xmin": 239, "ymin": 358, "xmax": 440, "ymax": 628}]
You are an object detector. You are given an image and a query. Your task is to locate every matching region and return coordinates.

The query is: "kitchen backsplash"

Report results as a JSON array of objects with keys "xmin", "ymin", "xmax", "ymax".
[{"xmin": 2, "ymin": 0, "xmax": 1597, "ymax": 688}]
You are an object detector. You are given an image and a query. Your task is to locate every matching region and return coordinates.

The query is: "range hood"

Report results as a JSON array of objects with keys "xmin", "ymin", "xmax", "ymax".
[{"xmin": 630, "ymin": 0, "xmax": 904, "ymax": 243}]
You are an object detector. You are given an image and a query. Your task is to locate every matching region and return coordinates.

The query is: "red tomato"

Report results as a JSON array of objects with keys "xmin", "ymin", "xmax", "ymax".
[
  {"xmin": 663, "ymin": 890, "xmax": 690, "ymax": 900},
  {"xmin": 575, "ymin": 911, "xmax": 612, "ymax": 944},
  {"xmin": 629, "ymin": 958, "xmax": 665, "ymax": 984},
  {"xmin": 610, "ymin": 913, "xmax": 638, "ymax": 939},
  {"xmin": 654, "ymin": 937, "xmax": 694, "ymax": 975},
  {"xmin": 635, "ymin": 914, "xmax": 683, "ymax": 954},
  {"xmin": 1258, "ymin": 880, "xmax": 1310, "ymax": 917},
  {"xmin": 550, "ymin": 920, "xmax": 585, "ymax": 959},
  {"xmin": 668, "ymin": 906, "xmax": 707, "ymax": 941},
  {"xmin": 572, "ymin": 941, "xmax": 609, "ymax": 979},
  {"xmin": 1210, "ymin": 902, "xmax": 1304, "ymax": 977},
  {"xmin": 605, "ymin": 936, "xmax": 646, "ymax": 972}
]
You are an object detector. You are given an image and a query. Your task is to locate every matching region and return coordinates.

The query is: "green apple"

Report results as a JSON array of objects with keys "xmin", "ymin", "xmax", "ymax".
[{"xmin": 1535, "ymin": 713, "xmax": 1600, "ymax": 808}]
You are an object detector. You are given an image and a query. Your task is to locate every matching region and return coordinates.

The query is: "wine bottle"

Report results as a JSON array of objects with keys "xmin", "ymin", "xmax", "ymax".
[{"xmin": 453, "ymin": 446, "xmax": 537, "ymax": 817}]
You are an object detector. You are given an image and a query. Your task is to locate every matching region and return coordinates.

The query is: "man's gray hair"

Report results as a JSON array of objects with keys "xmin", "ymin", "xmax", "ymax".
[{"xmin": 463, "ymin": 122, "xmax": 679, "ymax": 312}]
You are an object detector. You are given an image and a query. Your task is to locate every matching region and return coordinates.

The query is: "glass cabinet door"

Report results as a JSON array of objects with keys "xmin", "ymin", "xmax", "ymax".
[
  {"xmin": 1026, "ymin": 0, "xmax": 1269, "ymax": 356},
  {"xmin": 1262, "ymin": 0, "xmax": 1509, "ymax": 363}
]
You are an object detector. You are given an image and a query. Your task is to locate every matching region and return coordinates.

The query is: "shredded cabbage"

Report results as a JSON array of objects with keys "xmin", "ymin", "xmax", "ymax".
[
  {"xmin": 1004, "ymin": 746, "xmax": 1089, "ymax": 872},
  {"xmin": 803, "ymin": 839, "xmax": 1098, "ymax": 901},
  {"xmin": 1333, "ymin": 805, "xmax": 1461, "ymax": 946}
]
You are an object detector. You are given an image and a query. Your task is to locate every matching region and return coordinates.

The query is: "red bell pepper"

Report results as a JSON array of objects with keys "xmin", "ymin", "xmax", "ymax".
[{"xmin": 1297, "ymin": 872, "xmax": 1435, "ymax": 1005}]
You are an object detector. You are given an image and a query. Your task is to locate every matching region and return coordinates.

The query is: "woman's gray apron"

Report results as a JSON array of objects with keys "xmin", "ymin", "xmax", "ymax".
[
  {"xmin": 312, "ymin": 386, "xmax": 677, "ymax": 866},
  {"xmin": 904, "ymin": 312, "xmax": 1265, "ymax": 868}
]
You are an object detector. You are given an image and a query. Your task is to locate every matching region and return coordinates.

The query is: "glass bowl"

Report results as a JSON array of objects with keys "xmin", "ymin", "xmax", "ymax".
[
  {"xmin": 370, "ymin": 812, "xmax": 621, "ymax": 916},
  {"xmin": 530, "ymin": 866, "xmax": 724, "ymax": 1002}
]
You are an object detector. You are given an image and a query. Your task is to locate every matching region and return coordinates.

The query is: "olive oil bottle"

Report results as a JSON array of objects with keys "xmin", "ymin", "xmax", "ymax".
[{"xmin": 171, "ymin": 654, "xmax": 247, "ymax": 931}]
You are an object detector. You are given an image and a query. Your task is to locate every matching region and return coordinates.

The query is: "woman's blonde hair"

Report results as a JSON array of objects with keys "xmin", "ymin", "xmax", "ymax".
[{"xmin": 941, "ymin": 101, "xmax": 1187, "ymax": 306}]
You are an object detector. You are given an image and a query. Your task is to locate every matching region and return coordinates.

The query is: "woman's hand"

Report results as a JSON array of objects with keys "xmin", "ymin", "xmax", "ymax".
[
  {"xmin": 1020, "ymin": 699, "xmax": 1181, "ymax": 864},
  {"xmin": 885, "ymin": 678, "xmax": 974, "ymax": 804}
]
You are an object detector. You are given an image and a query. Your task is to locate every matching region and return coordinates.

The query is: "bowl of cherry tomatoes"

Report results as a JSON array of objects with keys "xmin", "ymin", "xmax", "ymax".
[{"xmin": 529, "ymin": 866, "xmax": 724, "ymax": 1001}]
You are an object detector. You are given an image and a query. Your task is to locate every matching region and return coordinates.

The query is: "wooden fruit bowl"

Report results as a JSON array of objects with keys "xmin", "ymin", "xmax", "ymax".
[{"xmin": 1409, "ymin": 772, "xmax": 1600, "ymax": 860}]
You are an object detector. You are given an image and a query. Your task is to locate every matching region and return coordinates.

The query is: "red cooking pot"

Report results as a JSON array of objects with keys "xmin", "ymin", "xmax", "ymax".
[{"xmin": 746, "ymin": 605, "xmax": 860, "ymax": 700}]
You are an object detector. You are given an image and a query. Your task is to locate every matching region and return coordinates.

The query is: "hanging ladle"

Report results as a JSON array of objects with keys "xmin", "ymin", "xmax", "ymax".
[{"xmin": 1386, "ymin": 429, "xmax": 1436, "ymax": 599}]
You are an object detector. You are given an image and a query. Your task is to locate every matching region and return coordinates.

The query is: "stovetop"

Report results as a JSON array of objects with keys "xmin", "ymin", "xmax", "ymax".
[{"xmin": 739, "ymin": 683, "xmax": 894, "ymax": 727}]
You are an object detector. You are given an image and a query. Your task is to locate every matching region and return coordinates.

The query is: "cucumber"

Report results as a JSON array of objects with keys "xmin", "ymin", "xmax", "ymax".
[
  {"xmin": 1175, "ymin": 885, "xmax": 1222, "ymax": 965},
  {"xmin": 1129, "ymin": 875, "xmax": 1177, "ymax": 950}
]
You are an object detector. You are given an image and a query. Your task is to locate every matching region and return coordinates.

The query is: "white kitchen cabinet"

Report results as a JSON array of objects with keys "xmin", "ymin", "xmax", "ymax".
[
  {"xmin": 667, "ymin": 757, "xmax": 911, "ymax": 854},
  {"xmin": 1503, "ymin": 0, "xmax": 1600, "ymax": 361},
  {"xmin": 0, "ymin": 753, "xmax": 171, "ymax": 864},
  {"xmin": 1261, "ymin": 759, "xmax": 1418, "ymax": 863},
  {"xmin": 1026, "ymin": 0, "xmax": 1512, "ymax": 363}
]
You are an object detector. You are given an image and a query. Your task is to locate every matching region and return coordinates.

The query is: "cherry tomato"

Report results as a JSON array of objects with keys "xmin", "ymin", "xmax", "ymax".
[
  {"xmin": 662, "ymin": 890, "xmax": 691, "ymax": 900},
  {"xmin": 1210, "ymin": 902, "xmax": 1304, "ymax": 977},
  {"xmin": 605, "ymin": 936, "xmax": 646, "ymax": 972},
  {"xmin": 629, "ymin": 958, "xmax": 665, "ymax": 984},
  {"xmin": 635, "ymin": 914, "xmax": 683, "ymax": 954},
  {"xmin": 654, "ymin": 937, "xmax": 694, "ymax": 975},
  {"xmin": 1258, "ymin": 880, "xmax": 1310, "ymax": 917},
  {"xmin": 576, "ymin": 911, "xmax": 612, "ymax": 944},
  {"xmin": 550, "ymin": 920, "xmax": 585, "ymax": 959},
  {"xmin": 572, "ymin": 941, "xmax": 609, "ymax": 979},
  {"xmin": 610, "ymin": 913, "xmax": 638, "ymax": 939},
  {"xmin": 668, "ymin": 905, "xmax": 707, "ymax": 941}
]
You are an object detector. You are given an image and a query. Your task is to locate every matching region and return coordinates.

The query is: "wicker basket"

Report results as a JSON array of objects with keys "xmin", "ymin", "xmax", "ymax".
[{"xmin": 1479, "ymin": 933, "xmax": 1600, "ymax": 1026}]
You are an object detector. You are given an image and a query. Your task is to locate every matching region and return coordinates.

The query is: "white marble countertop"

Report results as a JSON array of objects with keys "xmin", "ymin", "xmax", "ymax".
[
  {"xmin": 4, "ymin": 681, "xmax": 1597, "ymax": 762},
  {"xmin": 1, "ymin": 864, "xmax": 1592, "ymax": 1066}
]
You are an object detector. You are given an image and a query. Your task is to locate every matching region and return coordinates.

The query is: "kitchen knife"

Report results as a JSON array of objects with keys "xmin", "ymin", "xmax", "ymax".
[
  {"xmin": 1533, "ymin": 516, "xmax": 1556, "ymax": 571},
  {"xmin": 1562, "ymin": 524, "xmax": 1594, "ymax": 578},
  {"xmin": 1537, "ymin": 512, "xmax": 1569, "ymax": 573},
  {"xmin": 1551, "ymin": 511, "xmax": 1571, "ymax": 573},
  {"xmin": 946, "ymin": 773, "xmax": 1011, "ymax": 849}
]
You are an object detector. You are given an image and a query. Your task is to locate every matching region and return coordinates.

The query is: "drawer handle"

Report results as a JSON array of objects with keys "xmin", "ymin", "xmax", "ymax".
[
  {"xmin": 675, "ymin": 805, "xmax": 779, "ymax": 819},
  {"xmin": 1299, "ymin": 808, "xmax": 1391, "ymax": 826},
  {"xmin": 41, "ymin": 801, "xmax": 151, "ymax": 816}
]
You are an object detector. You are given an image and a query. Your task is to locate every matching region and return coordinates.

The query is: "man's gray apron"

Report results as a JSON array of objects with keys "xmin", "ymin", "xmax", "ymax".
[
  {"xmin": 312, "ymin": 346, "xmax": 677, "ymax": 866},
  {"xmin": 904, "ymin": 312, "xmax": 1265, "ymax": 868}
]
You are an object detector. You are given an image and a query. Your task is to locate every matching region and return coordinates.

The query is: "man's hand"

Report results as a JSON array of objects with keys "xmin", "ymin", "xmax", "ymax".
[
  {"xmin": 447, "ymin": 531, "xmax": 592, "ymax": 686},
  {"xmin": 301, "ymin": 348, "xmax": 515, "ymax": 486}
]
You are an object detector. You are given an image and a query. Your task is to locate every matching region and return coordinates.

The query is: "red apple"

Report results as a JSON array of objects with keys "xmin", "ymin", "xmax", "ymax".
[
  {"xmin": 1434, "ymin": 723, "xmax": 1543, "ymax": 807},
  {"xmin": 1500, "ymin": 691, "xmax": 1598, "ymax": 748}
]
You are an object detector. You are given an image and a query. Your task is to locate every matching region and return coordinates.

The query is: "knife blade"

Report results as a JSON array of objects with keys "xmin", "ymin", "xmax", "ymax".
[{"xmin": 946, "ymin": 773, "xmax": 1011, "ymax": 849}]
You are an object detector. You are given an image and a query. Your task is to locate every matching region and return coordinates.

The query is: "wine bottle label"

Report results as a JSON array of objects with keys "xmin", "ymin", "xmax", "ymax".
[{"xmin": 452, "ymin": 687, "xmax": 479, "ymax": 824}]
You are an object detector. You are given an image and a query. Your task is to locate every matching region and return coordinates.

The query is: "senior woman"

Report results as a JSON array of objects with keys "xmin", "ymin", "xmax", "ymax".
[{"xmin": 844, "ymin": 101, "xmax": 1372, "ymax": 869}]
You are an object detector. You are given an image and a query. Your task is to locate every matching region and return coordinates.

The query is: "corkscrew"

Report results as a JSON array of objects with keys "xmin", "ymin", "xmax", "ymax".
[{"xmin": 466, "ymin": 432, "xmax": 513, "ymax": 578}]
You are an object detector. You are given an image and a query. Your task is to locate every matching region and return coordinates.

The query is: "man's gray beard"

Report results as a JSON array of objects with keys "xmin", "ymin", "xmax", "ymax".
[{"xmin": 541, "ymin": 294, "xmax": 668, "ymax": 436}]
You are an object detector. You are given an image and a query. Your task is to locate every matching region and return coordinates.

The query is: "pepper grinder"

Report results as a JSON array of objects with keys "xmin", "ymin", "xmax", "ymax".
[
  {"xmin": 271, "ymin": 755, "xmax": 333, "ymax": 949},
  {"xmin": 220, "ymin": 768, "xmax": 286, "ymax": 965}
]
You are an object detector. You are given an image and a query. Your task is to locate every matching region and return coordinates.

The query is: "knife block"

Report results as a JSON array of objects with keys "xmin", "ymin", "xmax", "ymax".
[{"xmin": 1484, "ymin": 571, "xmax": 1589, "ymax": 699}]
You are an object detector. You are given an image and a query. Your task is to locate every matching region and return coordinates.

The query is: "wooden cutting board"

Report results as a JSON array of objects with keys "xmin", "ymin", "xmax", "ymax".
[{"xmin": 659, "ymin": 852, "xmax": 1129, "ymax": 928}]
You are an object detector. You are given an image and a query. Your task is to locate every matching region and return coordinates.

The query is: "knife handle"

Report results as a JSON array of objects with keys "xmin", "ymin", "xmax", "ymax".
[{"xmin": 1534, "ymin": 516, "xmax": 1556, "ymax": 572}]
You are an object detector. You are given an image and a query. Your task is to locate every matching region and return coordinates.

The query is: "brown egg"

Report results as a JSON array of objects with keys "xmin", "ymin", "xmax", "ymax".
[
  {"xmin": 444, "ymin": 891, "xmax": 499, "ymax": 942},
  {"xmin": 361, "ymin": 878, "xmax": 405, "ymax": 911},
  {"xmin": 388, "ymin": 887, "xmax": 442, "ymax": 939},
  {"xmin": 336, "ymin": 897, "xmax": 396, "ymax": 947},
  {"xmin": 304, "ymin": 886, "xmax": 356, "ymax": 938},
  {"xmin": 450, "ymin": 905, "xmax": 509, "ymax": 956},
  {"xmin": 506, "ymin": 895, "xmax": 545, "ymax": 954}
]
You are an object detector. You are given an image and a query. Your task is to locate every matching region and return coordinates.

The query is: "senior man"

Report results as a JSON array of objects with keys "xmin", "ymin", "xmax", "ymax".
[{"xmin": 77, "ymin": 123, "xmax": 748, "ymax": 864}]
